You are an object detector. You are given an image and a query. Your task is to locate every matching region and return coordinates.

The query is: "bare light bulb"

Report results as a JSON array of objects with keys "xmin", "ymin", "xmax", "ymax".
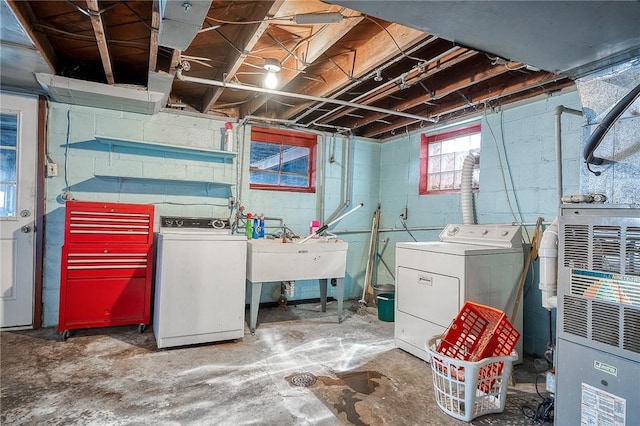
[{"xmin": 264, "ymin": 71, "xmax": 278, "ymax": 89}]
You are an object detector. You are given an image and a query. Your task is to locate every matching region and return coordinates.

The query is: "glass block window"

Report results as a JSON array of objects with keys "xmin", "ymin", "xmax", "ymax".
[
  {"xmin": 249, "ymin": 126, "xmax": 316, "ymax": 193},
  {"xmin": 419, "ymin": 123, "xmax": 480, "ymax": 194},
  {"xmin": 0, "ymin": 113, "xmax": 18, "ymax": 217}
]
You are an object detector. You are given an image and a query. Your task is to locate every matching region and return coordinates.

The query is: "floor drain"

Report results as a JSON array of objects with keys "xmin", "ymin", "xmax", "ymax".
[{"xmin": 288, "ymin": 373, "xmax": 317, "ymax": 387}]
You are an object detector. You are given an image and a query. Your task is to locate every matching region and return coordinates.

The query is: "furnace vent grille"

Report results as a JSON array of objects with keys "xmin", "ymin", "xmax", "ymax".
[
  {"xmin": 623, "ymin": 307, "xmax": 640, "ymax": 353},
  {"xmin": 591, "ymin": 301, "xmax": 620, "ymax": 347},
  {"xmin": 562, "ymin": 296, "xmax": 588, "ymax": 338},
  {"xmin": 592, "ymin": 226, "xmax": 622, "ymax": 273},
  {"xmin": 561, "ymin": 216, "xmax": 640, "ymax": 356},
  {"xmin": 626, "ymin": 227, "xmax": 640, "ymax": 275},
  {"xmin": 563, "ymin": 225, "xmax": 589, "ymax": 269}
]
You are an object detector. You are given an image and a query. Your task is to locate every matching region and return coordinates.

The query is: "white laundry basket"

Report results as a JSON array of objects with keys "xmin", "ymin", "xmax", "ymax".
[{"xmin": 426, "ymin": 335, "xmax": 518, "ymax": 422}]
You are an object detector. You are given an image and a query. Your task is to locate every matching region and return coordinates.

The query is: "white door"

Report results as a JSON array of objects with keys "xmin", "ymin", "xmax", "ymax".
[{"xmin": 0, "ymin": 92, "xmax": 38, "ymax": 328}]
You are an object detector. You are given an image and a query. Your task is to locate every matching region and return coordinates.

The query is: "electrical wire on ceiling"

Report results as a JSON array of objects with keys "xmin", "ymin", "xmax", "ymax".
[
  {"xmin": 122, "ymin": 2, "xmax": 152, "ymax": 31},
  {"xmin": 364, "ymin": 15, "xmax": 425, "ymax": 63},
  {"xmin": 212, "ymin": 28, "xmax": 265, "ymax": 61},
  {"xmin": 64, "ymin": 0, "xmax": 119, "ymax": 17},
  {"xmin": 33, "ymin": 24, "xmax": 148, "ymax": 50}
]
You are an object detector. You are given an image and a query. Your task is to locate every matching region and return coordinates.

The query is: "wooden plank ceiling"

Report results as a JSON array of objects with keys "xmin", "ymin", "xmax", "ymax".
[{"xmin": 10, "ymin": 0, "xmax": 573, "ymax": 140}]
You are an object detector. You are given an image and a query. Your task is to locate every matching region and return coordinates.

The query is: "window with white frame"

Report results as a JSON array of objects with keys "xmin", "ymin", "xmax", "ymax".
[{"xmin": 419, "ymin": 123, "xmax": 481, "ymax": 194}]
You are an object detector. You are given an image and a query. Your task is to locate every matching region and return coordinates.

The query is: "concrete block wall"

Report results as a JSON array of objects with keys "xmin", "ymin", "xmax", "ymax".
[
  {"xmin": 42, "ymin": 88, "xmax": 598, "ymax": 357},
  {"xmin": 43, "ymin": 103, "xmax": 235, "ymax": 326},
  {"xmin": 377, "ymin": 89, "xmax": 584, "ymax": 357},
  {"xmin": 239, "ymin": 128, "xmax": 380, "ymax": 304}
]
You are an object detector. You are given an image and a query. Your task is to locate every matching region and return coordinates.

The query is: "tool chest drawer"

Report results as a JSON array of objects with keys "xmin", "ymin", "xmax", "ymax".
[{"xmin": 63, "ymin": 200, "xmax": 154, "ymax": 245}]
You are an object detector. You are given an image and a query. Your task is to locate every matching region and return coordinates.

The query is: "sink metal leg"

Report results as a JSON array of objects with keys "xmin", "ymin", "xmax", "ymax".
[
  {"xmin": 337, "ymin": 278, "xmax": 344, "ymax": 323},
  {"xmin": 319, "ymin": 279, "xmax": 328, "ymax": 312},
  {"xmin": 250, "ymin": 281, "xmax": 262, "ymax": 333}
]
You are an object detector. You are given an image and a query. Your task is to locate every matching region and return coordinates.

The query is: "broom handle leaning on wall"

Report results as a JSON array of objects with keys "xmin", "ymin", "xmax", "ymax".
[
  {"xmin": 510, "ymin": 217, "xmax": 544, "ymax": 323},
  {"xmin": 299, "ymin": 203, "xmax": 364, "ymax": 244}
]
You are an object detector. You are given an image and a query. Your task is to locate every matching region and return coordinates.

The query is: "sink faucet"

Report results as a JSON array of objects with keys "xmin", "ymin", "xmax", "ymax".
[{"xmin": 276, "ymin": 225, "xmax": 297, "ymax": 242}]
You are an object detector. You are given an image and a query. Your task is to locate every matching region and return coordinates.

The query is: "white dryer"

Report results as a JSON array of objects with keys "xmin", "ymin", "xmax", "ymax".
[{"xmin": 395, "ymin": 224, "xmax": 524, "ymax": 362}]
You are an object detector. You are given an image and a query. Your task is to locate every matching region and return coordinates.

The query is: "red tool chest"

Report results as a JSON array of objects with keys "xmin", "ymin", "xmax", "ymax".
[{"xmin": 57, "ymin": 201, "xmax": 154, "ymax": 341}]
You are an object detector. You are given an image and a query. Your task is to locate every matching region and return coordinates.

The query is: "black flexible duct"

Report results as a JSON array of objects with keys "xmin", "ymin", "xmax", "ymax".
[{"xmin": 583, "ymin": 82, "xmax": 640, "ymax": 176}]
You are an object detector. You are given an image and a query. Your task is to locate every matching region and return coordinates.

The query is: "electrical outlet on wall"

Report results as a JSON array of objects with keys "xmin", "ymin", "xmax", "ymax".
[
  {"xmin": 46, "ymin": 163, "xmax": 58, "ymax": 177},
  {"xmin": 400, "ymin": 207, "xmax": 408, "ymax": 220}
]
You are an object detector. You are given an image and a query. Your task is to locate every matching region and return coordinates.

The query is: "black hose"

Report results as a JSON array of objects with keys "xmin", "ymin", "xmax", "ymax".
[{"xmin": 583, "ymin": 82, "xmax": 640, "ymax": 175}]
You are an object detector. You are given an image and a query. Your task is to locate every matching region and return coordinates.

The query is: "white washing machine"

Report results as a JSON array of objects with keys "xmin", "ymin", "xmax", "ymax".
[
  {"xmin": 154, "ymin": 217, "xmax": 247, "ymax": 349},
  {"xmin": 395, "ymin": 224, "xmax": 524, "ymax": 362}
]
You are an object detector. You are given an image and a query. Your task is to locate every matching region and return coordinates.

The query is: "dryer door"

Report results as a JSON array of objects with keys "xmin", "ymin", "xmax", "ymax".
[{"xmin": 397, "ymin": 266, "xmax": 460, "ymax": 328}]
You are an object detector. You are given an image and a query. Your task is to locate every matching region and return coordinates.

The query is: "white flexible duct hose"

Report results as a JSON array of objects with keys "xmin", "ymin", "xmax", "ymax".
[
  {"xmin": 461, "ymin": 153, "xmax": 477, "ymax": 225},
  {"xmin": 539, "ymin": 218, "xmax": 559, "ymax": 310}
]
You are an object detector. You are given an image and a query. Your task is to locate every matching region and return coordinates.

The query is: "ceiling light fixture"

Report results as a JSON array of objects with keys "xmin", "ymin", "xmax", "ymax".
[
  {"xmin": 293, "ymin": 12, "xmax": 344, "ymax": 25},
  {"xmin": 374, "ymin": 69, "xmax": 383, "ymax": 82},
  {"xmin": 263, "ymin": 58, "xmax": 281, "ymax": 89}
]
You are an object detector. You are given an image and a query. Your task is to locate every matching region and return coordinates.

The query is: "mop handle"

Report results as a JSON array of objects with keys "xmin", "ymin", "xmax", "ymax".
[{"xmin": 299, "ymin": 203, "xmax": 364, "ymax": 243}]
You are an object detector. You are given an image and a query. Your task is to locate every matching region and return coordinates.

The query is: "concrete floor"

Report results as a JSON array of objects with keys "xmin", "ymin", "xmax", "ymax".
[{"xmin": 1, "ymin": 301, "xmax": 551, "ymax": 425}]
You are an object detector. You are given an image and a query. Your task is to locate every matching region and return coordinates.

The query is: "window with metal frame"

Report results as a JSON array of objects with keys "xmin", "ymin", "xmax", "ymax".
[
  {"xmin": 419, "ymin": 123, "xmax": 481, "ymax": 195},
  {"xmin": 249, "ymin": 126, "xmax": 317, "ymax": 193}
]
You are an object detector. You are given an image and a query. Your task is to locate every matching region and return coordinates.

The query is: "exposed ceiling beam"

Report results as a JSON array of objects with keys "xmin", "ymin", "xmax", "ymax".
[
  {"xmin": 359, "ymin": 73, "xmax": 571, "ymax": 138},
  {"xmin": 148, "ymin": 0, "xmax": 160, "ymax": 73},
  {"xmin": 200, "ymin": 0, "xmax": 286, "ymax": 113},
  {"xmin": 335, "ymin": 54, "xmax": 515, "ymax": 130},
  {"xmin": 86, "ymin": 0, "xmax": 115, "ymax": 84},
  {"xmin": 315, "ymin": 47, "xmax": 474, "ymax": 126},
  {"xmin": 5, "ymin": 0, "xmax": 57, "ymax": 72},
  {"xmin": 272, "ymin": 22, "xmax": 429, "ymax": 121},
  {"xmin": 238, "ymin": 8, "xmax": 364, "ymax": 117}
]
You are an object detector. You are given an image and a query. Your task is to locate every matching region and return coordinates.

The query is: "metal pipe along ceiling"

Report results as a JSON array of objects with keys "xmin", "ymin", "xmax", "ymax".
[
  {"xmin": 175, "ymin": 70, "xmax": 438, "ymax": 124},
  {"xmin": 293, "ymin": 36, "xmax": 439, "ymax": 123}
]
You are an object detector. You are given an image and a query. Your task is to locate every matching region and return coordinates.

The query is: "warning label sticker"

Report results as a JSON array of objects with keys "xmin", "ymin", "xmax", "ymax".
[{"xmin": 581, "ymin": 383, "xmax": 626, "ymax": 426}]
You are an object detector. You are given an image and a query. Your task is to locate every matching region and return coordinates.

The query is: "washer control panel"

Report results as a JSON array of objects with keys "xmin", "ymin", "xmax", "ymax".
[
  {"xmin": 160, "ymin": 216, "xmax": 230, "ymax": 230},
  {"xmin": 439, "ymin": 224, "xmax": 522, "ymax": 247}
]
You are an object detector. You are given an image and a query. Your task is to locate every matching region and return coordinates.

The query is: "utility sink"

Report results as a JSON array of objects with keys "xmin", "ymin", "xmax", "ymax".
[
  {"xmin": 246, "ymin": 238, "xmax": 349, "ymax": 333},
  {"xmin": 247, "ymin": 238, "xmax": 348, "ymax": 282}
]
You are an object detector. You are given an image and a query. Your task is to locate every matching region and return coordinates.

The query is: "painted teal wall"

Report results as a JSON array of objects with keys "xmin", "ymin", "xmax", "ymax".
[
  {"xmin": 377, "ymin": 90, "xmax": 583, "ymax": 357},
  {"xmin": 42, "ymin": 90, "xmax": 587, "ymax": 357},
  {"xmin": 42, "ymin": 104, "xmax": 237, "ymax": 325},
  {"xmin": 239, "ymin": 128, "xmax": 380, "ymax": 304},
  {"xmin": 41, "ymin": 104, "xmax": 379, "ymax": 326}
]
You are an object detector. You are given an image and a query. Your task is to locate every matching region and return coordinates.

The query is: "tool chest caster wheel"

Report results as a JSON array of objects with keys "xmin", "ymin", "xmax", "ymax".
[
  {"xmin": 138, "ymin": 324, "xmax": 146, "ymax": 334},
  {"xmin": 59, "ymin": 330, "xmax": 70, "ymax": 341}
]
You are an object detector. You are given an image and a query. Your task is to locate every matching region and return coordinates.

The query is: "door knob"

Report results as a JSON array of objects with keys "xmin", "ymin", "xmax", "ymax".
[{"xmin": 21, "ymin": 225, "xmax": 32, "ymax": 233}]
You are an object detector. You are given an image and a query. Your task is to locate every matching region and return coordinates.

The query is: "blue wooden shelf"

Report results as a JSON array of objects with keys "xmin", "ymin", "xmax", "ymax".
[
  {"xmin": 95, "ymin": 136, "xmax": 236, "ymax": 162},
  {"xmin": 93, "ymin": 174, "xmax": 233, "ymax": 186}
]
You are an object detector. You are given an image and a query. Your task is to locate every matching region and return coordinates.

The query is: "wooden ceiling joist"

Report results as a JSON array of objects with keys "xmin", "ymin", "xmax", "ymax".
[
  {"xmin": 148, "ymin": 0, "xmax": 160, "ymax": 73},
  {"xmin": 359, "ymin": 73, "xmax": 572, "ymax": 138},
  {"xmin": 238, "ymin": 8, "xmax": 365, "ymax": 117},
  {"xmin": 313, "ymin": 48, "xmax": 476, "ymax": 126},
  {"xmin": 200, "ymin": 0, "xmax": 285, "ymax": 113},
  {"xmin": 333, "ymin": 54, "xmax": 516, "ymax": 131},
  {"xmin": 86, "ymin": 0, "xmax": 114, "ymax": 84},
  {"xmin": 272, "ymin": 23, "xmax": 430, "ymax": 122}
]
